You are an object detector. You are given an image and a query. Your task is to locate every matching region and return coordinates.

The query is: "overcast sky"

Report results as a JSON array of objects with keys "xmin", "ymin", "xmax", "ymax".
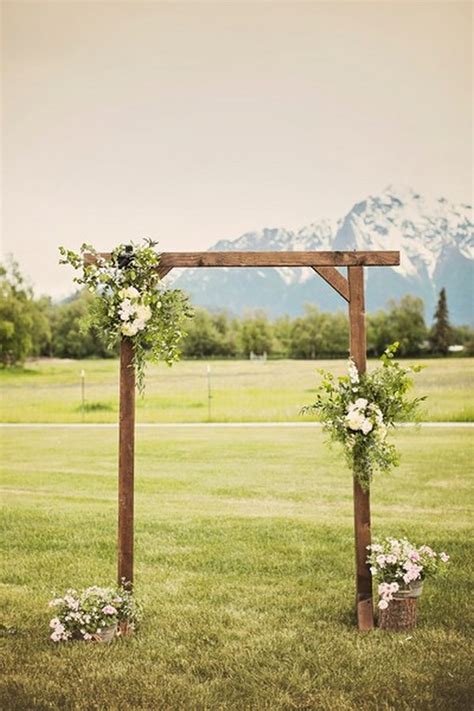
[{"xmin": 2, "ymin": 0, "xmax": 472, "ymax": 298}]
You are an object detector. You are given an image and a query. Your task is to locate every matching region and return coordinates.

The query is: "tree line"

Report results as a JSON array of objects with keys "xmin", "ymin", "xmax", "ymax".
[{"xmin": 1, "ymin": 259, "xmax": 472, "ymax": 366}]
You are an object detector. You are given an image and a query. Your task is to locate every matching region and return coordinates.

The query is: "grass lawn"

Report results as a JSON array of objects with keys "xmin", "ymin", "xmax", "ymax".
[
  {"xmin": 1, "ymin": 426, "xmax": 473, "ymax": 710},
  {"xmin": 0, "ymin": 357, "xmax": 473, "ymax": 423}
]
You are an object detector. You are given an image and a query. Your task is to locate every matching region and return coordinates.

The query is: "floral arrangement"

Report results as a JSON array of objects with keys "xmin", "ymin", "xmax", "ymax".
[
  {"xmin": 59, "ymin": 240, "xmax": 193, "ymax": 392},
  {"xmin": 48, "ymin": 585, "xmax": 141, "ymax": 642},
  {"xmin": 367, "ymin": 537, "xmax": 450, "ymax": 609},
  {"xmin": 302, "ymin": 343, "xmax": 424, "ymax": 488}
]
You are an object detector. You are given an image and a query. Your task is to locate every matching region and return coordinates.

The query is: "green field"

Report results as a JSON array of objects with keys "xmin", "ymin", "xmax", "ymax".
[
  {"xmin": 1, "ymin": 357, "xmax": 473, "ymax": 423},
  {"xmin": 1, "ymin": 426, "xmax": 473, "ymax": 710}
]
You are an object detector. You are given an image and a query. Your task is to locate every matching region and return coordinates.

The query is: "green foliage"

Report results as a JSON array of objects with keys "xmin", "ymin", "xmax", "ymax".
[
  {"xmin": 289, "ymin": 306, "xmax": 348, "ymax": 358},
  {"xmin": 239, "ymin": 310, "xmax": 274, "ymax": 356},
  {"xmin": 452, "ymin": 324, "xmax": 474, "ymax": 355},
  {"xmin": 429, "ymin": 288, "xmax": 453, "ymax": 355},
  {"xmin": 181, "ymin": 308, "xmax": 238, "ymax": 357},
  {"xmin": 59, "ymin": 241, "xmax": 193, "ymax": 391},
  {"xmin": 0, "ymin": 258, "xmax": 51, "ymax": 366},
  {"xmin": 49, "ymin": 290, "xmax": 114, "ymax": 359},
  {"xmin": 303, "ymin": 344, "xmax": 424, "ymax": 488},
  {"xmin": 367, "ymin": 295, "xmax": 427, "ymax": 356}
]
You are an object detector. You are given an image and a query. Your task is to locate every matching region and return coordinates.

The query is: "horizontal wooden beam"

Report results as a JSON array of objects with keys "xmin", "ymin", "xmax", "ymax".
[
  {"xmin": 312, "ymin": 266, "xmax": 349, "ymax": 301},
  {"xmin": 86, "ymin": 251, "xmax": 400, "ymax": 268}
]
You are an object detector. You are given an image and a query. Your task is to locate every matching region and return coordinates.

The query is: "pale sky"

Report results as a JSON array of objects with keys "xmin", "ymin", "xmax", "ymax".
[{"xmin": 2, "ymin": 0, "xmax": 472, "ymax": 298}]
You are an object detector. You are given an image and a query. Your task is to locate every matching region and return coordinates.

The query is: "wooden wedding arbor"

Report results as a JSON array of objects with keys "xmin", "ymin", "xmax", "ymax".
[{"xmin": 90, "ymin": 249, "xmax": 400, "ymax": 631}]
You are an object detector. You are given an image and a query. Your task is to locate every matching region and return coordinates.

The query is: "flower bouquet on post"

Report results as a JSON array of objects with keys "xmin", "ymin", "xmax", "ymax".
[
  {"xmin": 302, "ymin": 343, "xmax": 425, "ymax": 490},
  {"xmin": 367, "ymin": 538, "xmax": 449, "ymax": 631},
  {"xmin": 59, "ymin": 240, "xmax": 193, "ymax": 393}
]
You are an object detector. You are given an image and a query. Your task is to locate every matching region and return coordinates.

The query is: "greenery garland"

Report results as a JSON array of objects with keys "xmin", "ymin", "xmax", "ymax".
[
  {"xmin": 302, "ymin": 344, "xmax": 424, "ymax": 489},
  {"xmin": 59, "ymin": 240, "xmax": 193, "ymax": 392}
]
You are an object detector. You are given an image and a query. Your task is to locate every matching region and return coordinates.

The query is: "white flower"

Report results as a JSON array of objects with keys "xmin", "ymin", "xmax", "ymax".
[
  {"xmin": 376, "ymin": 555, "xmax": 386, "ymax": 568},
  {"xmin": 378, "ymin": 598, "xmax": 389, "ymax": 610},
  {"xmin": 134, "ymin": 318, "xmax": 147, "ymax": 332},
  {"xmin": 346, "ymin": 411, "xmax": 365, "ymax": 431},
  {"xmin": 361, "ymin": 419, "xmax": 373, "ymax": 435},
  {"xmin": 121, "ymin": 321, "xmax": 140, "ymax": 337},
  {"xmin": 119, "ymin": 286, "xmax": 140, "ymax": 300},
  {"xmin": 135, "ymin": 304, "xmax": 152, "ymax": 322},
  {"xmin": 369, "ymin": 566, "xmax": 377, "ymax": 575},
  {"xmin": 348, "ymin": 361, "xmax": 359, "ymax": 384},
  {"xmin": 49, "ymin": 617, "xmax": 61, "ymax": 628},
  {"xmin": 354, "ymin": 398, "xmax": 368, "ymax": 409},
  {"xmin": 102, "ymin": 605, "xmax": 117, "ymax": 615},
  {"xmin": 48, "ymin": 598, "xmax": 63, "ymax": 607},
  {"xmin": 439, "ymin": 552, "xmax": 449, "ymax": 563},
  {"xmin": 119, "ymin": 299, "xmax": 136, "ymax": 321}
]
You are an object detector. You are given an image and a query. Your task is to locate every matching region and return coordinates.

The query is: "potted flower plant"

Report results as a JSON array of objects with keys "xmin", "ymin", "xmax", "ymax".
[
  {"xmin": 48, "ymin": 585, "xmax": 141, "ymax": 643},
  {"xmin": 367, "ymin": 537, "xmax": 449, "ymax": 630}
]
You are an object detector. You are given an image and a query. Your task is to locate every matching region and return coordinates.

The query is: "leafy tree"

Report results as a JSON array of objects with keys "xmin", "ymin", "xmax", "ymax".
[
  {"xmin": 273, "ymin": 315, "xmax": 292, "ymax": 357},
  {"xmin": 0, "ymin": 258, "xmax": 51, "ymax": 366},
  {"xmin": 451, "ymin": 324, "xmax": 474, "ymax": 356},
  {"xmin": 50, "ymin": 290, "xmax": 114, "ymax": 359},
  {"xmin": 368, "ymin": 296, "xmax": 427, "ymax": 357},
  {"xmin": 181, "ymin": 309, "xmax": 225, "ymax": 358},
  {"xmin": 239, "ymin": 311, "xmax": 274, "ymax": 356},
  {"xmin": 429, "ymin": 288, "xmax": 453, "ymax": 355},
  {"xmin": 289, "ymin": 306, "xmax": 348, "ymax": 358}
]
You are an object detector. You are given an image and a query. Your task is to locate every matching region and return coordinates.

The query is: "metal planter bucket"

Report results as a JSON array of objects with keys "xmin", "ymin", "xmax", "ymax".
[
  {"xmin": 393, "ymin": 580, "xmax": 424, "ymax": 599},
  {"xmin": 90, "ymin": 624, "xmax": 117, "ymax": 643}
]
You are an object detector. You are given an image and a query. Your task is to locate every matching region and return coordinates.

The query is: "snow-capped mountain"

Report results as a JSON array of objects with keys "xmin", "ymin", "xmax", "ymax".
[{"xmin": 173, "ymin": 187, "xmax": 474, "ymax": 324}]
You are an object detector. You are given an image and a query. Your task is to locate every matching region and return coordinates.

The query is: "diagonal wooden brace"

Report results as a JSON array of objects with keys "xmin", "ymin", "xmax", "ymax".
[{"xmin": 311, "ymin": 266, "xmax": 349, "ymax": 301}]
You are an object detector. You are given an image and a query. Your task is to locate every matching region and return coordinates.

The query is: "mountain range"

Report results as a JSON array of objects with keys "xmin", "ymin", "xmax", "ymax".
[{"xmin": 173, "ymin": 187, "xmax": 473, "ymax": 324}]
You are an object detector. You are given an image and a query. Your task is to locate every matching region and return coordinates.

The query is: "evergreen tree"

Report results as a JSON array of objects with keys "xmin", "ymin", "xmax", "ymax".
[{"xmin": 429, "ymin": 288, "xmax": 452, "ymax": 355}]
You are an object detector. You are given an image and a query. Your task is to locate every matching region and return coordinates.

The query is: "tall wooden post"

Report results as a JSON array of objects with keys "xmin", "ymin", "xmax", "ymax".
[
  {"xmin": 118, "ymin": 338, "xmax": 135, "ymax": 588},
  {"xmin": 347, "ymin": 266, "xmax": 374, "ymax": 630}
]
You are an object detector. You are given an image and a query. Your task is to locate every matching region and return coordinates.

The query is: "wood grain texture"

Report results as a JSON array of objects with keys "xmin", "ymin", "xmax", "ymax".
[
  {"xmin": 378, "ymin": 598, "xmax": 418, "ymax": 631},
  {"xmin": 348, "ymin": 266, "xmax": 374, "ymax": 631},
  {"xmin": 156, "ymin": 266, "xmax": 173, "ymax": 280},
  {"xmin": 118, "ymin": 338, "xmax": 135, "ymax": 589},
  {"xmin": 86, "ymin": 251, "xmax": 400, "ymax": 268},
  {"xmin": 312, "ymin": 266, "xmax": 349, "ymax": 301}
]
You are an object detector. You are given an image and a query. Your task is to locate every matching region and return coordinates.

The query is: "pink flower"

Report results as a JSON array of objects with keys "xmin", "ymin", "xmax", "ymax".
[{"xmin": 102, "ymin": 605, "xmax": 117, "ymax": 615}]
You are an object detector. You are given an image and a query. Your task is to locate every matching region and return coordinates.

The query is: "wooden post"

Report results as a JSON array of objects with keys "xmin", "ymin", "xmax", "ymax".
[
  {"xmin": 118, "ymin": 338, "xmax": 135, "ymax": 589},
  {"xmin": 348, "ymin": 266, "xmax": 374, "ymax": 630}
]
